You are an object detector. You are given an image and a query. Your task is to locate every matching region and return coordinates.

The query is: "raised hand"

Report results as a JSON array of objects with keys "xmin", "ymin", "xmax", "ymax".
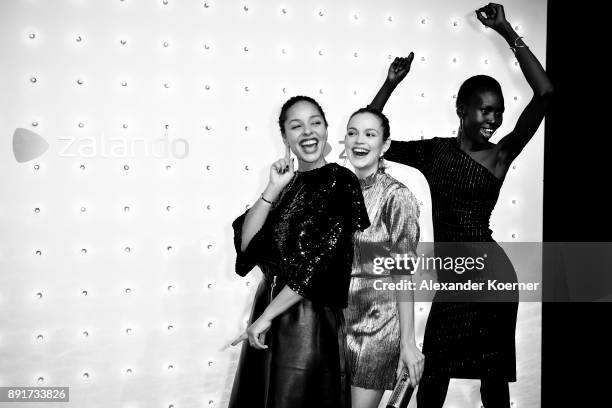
[
  {"xmin": 476, "ymin": 3, "xmax": 509, "ymax": 32},
  {"xmin": 386, "ymin": 53, "xmax": 415, "ymax": 87},
  {"xmin": 369, "ymin": 53, "xmax": 414, "ymax": 111},
  {"xmin": 268, "ymin": 144, "xmax": 295, "ymax": 194}
]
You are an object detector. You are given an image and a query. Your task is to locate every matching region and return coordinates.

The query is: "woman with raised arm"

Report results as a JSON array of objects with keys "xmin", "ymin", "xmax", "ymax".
[
  {"xmin": 368, "ymin": 3, "xmax": 553, "ymax": 407},
  {"xmin": 228, "ymin": 96, "xmax": 370, "ymax": 408},
  {"xmin": 342, "ymin": 58, "xmax": 425, "ymax": 408}
]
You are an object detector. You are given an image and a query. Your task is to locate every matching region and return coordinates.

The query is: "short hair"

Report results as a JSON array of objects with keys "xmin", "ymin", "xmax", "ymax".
[
  {"xmin": 278, "ymin": 96, "xmax": 328, "ymax": 136},
  {"xmin": 349, "ymin": 107, "xmax": 391, "ymax": 141},
  {"xmin": 456, "ymin": 75, "xmax": 503, "ymax": 111}
]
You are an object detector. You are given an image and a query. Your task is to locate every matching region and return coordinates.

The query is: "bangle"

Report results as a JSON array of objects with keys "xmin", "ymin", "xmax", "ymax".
[
  {"xmin": 510, "ymin": 36, "xmax": 529, "ymax": 53},
  {"xmin": 261, "ymin": 193, "xmax": 274, "ymax": 205}
]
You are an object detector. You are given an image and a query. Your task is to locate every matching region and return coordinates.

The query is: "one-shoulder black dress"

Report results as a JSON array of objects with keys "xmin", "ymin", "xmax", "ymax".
[
  {"xmin": 386, "ymin": 137, "xmax": 519, "ymax": 382},
  {"xmin": 228, "ymin": 163, "xmax": 370, "ymax": 408}
]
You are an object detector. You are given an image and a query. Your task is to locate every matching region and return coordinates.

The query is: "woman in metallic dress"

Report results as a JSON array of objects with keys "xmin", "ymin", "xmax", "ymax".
[{"xmin": 343, "ymin": 90, "xmax": 425, "ymax": 407}]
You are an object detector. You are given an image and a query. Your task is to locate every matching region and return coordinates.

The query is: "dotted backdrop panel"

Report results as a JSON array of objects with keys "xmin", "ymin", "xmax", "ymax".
[{"xmin": 0, "ymin": 1, "xmax": 544, "ymax": 407}]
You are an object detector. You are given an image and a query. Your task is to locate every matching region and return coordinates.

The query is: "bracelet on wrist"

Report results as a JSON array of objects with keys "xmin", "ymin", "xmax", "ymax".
[
  {"xmin": 261, "ymin": 193, "xmax": 274, "ymax": 205},
  {"xmin": 509, "ymin": 36, "xmax": 529, "ymax": 53}
]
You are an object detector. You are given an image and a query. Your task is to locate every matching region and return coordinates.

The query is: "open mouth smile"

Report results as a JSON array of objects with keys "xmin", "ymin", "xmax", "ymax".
[
  {"xmin": 480, "ymin": 128, "xmax": 496, "ymax": 138},
  {"xmin": 299, "ymin": 138, "xmax": 319, "ymax": 153},
  {"xmin": 351, "ymin": 147, "xmax": 370, "ymax": 157}
]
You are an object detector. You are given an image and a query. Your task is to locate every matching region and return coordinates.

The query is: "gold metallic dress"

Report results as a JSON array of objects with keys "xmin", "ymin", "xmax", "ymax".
[{"xmin": 344, "ymin": 168, "xmax": 420, "ymax": 390}]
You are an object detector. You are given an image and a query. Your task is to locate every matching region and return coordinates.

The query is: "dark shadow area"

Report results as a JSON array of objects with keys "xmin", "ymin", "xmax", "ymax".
[{"xmin": 543, "ymin": 0, "xmax": 612, "ymax": 406}]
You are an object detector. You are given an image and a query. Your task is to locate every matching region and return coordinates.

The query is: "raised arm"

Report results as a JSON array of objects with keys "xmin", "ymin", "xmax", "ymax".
[
  {"xmin": 476, "ymin": 3, "xmax": 554, "ymax": 163},
  {"xmin": 232, "ymin": 145, "xmax": 302, "ymax": 349},
  {"xmin": 370, "ymin": 53, "xmax": 433, "ymax": 170},
  {"xmin": 240, "ymin": 146, "xmax": 294, "ymax": 252},
  {"xmin": 369, "ymin": 53, "xmax": 414, "ymax": 112}
]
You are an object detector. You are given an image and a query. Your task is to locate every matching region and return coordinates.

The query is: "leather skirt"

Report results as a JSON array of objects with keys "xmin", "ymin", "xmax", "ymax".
[{"xmin": 228, "ymin": 276, "xmax": 351, "ymax": 408}]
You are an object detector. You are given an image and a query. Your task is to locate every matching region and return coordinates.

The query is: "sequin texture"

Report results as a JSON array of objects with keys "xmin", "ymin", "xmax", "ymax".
[
  {"xmin": 229, "ymin": 162, "xmax": 370, "ymax": 408},
  {"xmin": 233, "ymin": 162, "xmax": 370, "ymax": 307}
]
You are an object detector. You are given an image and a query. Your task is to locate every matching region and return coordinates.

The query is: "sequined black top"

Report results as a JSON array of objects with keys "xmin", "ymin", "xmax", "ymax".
[
  {"xmin": 385, "ymin": 137, "xmax": 503, "ymax": 242},
  {"xmin": 232, "ymin": 163, "xmax": 370, "ymax": 308}
]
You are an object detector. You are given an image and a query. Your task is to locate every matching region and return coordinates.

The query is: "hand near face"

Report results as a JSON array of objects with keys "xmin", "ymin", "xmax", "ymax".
[
  {"xmin": 387, "ymin": 53, "xmax": 414, "ymax": 87},
  {"xmin": 268, "ymin": 144, "xmax": 295, "ymax": 193},
  {"xmin": 476, "ymin": 3, "xmax": 509, "ymax": 32}
]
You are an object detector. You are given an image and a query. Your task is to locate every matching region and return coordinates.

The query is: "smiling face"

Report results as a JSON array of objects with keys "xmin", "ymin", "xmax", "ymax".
[
  {"xmin": 461, "ymin": 90, "xmax": 504, "ymax": 144},
  {"xmin": 282, "ymin": 100, "xmax": 328, "ymax": 169},
  {"xmin": 345, "ymin": 112, "xmax": 390, "ymax": 178}
]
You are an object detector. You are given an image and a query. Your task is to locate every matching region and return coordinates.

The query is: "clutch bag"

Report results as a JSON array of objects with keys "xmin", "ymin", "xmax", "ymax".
[{"xmin": 386, "ymin": 367, "xmax": 415, "ymax": 408}]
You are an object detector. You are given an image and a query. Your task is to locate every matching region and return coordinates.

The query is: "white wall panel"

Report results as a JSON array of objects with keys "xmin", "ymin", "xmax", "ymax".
[{"xmin": 0, "ymin": 1, "xmax": 545, "ymax": 407}]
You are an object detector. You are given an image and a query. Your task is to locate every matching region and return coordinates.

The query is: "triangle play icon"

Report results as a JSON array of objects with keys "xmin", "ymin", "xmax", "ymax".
[{"xmin": 13, "ymin": 128, "xmax": 49, "ymax": 162}]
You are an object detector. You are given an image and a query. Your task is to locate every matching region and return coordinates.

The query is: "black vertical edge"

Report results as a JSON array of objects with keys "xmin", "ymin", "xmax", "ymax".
[{"xmin": 543, "ymin": 0, "xmax": 611, "ymax": 406}]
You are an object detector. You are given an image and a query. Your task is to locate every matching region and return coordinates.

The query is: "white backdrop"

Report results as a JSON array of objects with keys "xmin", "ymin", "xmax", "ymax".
[{"xmin": 0, "ymin": 1, "xmax": 544, "ymax": 407}]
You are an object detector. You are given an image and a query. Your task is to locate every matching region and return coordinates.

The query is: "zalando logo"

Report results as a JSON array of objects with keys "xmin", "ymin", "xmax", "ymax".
[{"xmin": 12, "ymin": 128, "xmax": 189, "ymax": 162}]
